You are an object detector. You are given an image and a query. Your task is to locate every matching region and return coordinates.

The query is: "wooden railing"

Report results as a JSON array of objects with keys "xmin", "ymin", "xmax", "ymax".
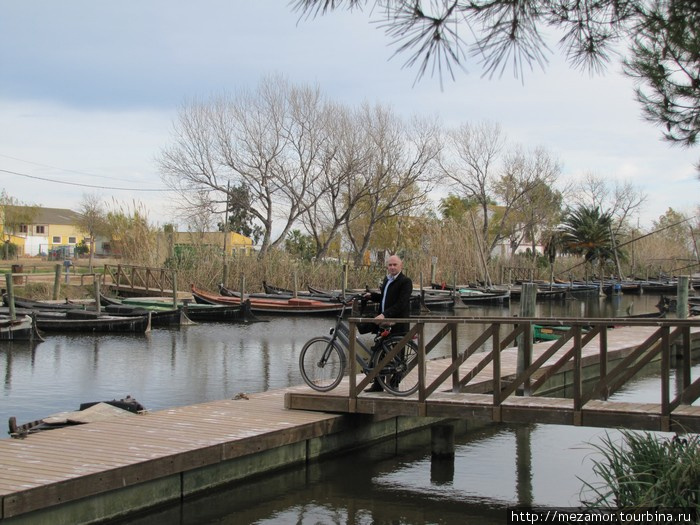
[
  {"xmin": 336, "ymin": 316, "xmax": 700, "ymax": 432},
  {"xmin": 103, "ymin": 264, "xmax": 177, "ymax": 295},
  {"xmin": 4, "ymin": 268, "xmax": 100, "ymax": 286}
]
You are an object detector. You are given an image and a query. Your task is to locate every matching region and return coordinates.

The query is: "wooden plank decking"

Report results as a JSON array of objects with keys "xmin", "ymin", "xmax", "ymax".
[{"xmin": 0, "ymin": 389, "xmax": 370, "ymax": 521}]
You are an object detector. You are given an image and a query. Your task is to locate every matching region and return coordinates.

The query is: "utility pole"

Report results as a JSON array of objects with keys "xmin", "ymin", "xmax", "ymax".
[{"xmin": 222, "ymin": 181, "xmax": 230, "ymax": 286}]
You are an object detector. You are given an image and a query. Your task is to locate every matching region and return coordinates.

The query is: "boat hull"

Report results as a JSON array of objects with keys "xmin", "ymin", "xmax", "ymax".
[
  {"xmin": 0, "ymin": 315, "xmax": 43, "ymax": 342},
  {"xmin": 194, "ymin": 285, "xmax": 346, "ymax": 316}
]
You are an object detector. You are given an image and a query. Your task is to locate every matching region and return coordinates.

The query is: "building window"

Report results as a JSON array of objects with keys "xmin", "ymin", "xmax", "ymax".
[
  {"xmin": 52, "ymin": 236, "xmax": 61, "ymax": 244},
  {"xmin": 19, "ymin": 224, "xmax": 28, "ymax": 233},
  {"xmin": 68, "ymin": 236, "xmax": 77, "ymax": 244},
  {"xmin": 36, "ymin": 225, "xmax": 45, "ymax": 234}
]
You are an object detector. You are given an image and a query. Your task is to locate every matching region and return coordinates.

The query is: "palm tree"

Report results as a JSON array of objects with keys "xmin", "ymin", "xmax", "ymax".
[{"xmin": 559, "ymin": 206, "xmax": 616, "ymax": 278}]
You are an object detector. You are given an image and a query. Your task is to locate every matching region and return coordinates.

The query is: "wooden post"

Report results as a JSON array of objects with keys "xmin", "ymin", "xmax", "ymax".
[
  {"xmin": 93, "ymin": 275, "xmax": 101, "ymax": 315},
  {"xmin": 239, "ymin": 273, "xmax": 246, "ymax": 300},
  {"xmin": 676, "ymin": 275, "xmax": 689, "ymax": 319},
  {"xmin": 431, "ymin": 423, "xmax": 455, "ymax": 458},
  {"xmin": 172, "ymin": 271, "xmax": 178, "ymax": 307},
  {"xmin": 5, "ymin": 273, "xmax": 16, "ymax": 321},
  {"xmin": 420, "ymin": 271, "xmax": 425, "ymax": 311},
  {"xmin": 222, "ymin": 263, "xmax": 229, "ymax": 288},
  {"xmin": 341, "ymin": 263, "xmax": 348, "ymax": 299},
  {"xmin": 517, "ymin": 282, "xmax": 537, "ymax": 395},
  {"xmin": 53, "ymin": 263, "xmax": 61, "ymax": 300},
  {"xmin": 293, "ymin": 271, "xmax": 298, "ymax": 298},
  {"xmin": 430, "ymin": 256, "xmax": 437, "ymax": 284}
]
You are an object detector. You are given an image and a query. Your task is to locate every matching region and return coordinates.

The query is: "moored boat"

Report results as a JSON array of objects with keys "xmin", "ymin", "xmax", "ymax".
[
  {"xmin": 0, "ymin": 314, "xmax": 43, "ymax": 342},
  {"xmin": 110, "ymin": 294, "xmax": 260, "ymax": 323},
  {"xmin": 2, "ymin": 294, "xmax": 88, "ymax": 311},
  {"xmin": 457, "ymin": 288, "xmax": 510, "ymax": 305},
  {"xmin": 194, "ymin": 285, "xmax": 348, "ymax": 316},
  {"xmin": 533, "ymin": 310, "xmax": 665, "ymax": 342},
  {"xmin": 32, "ymin": 310, "xmax": 152, "ymax": 333}
]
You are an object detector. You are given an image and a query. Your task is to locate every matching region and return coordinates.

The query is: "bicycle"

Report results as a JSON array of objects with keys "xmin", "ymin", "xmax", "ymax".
[{"xmin": 298, "ymin": 296, "xmax": 419, "ymax": 396}]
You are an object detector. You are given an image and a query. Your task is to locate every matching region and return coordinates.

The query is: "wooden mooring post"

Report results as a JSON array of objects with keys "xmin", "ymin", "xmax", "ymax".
[
  {"xmin": 5, "ymin": 273, "xmax": 16, "ymax": 320},
  {"xmin": 341, "ymin": 264, "xmax": 348, "ymax": 299},
  {"xmin": 93, "ymin": 275, "xmax": 101, "ymax": 315},
  {"xmin": 677, "ymin": 275, "xmax": 689, "ymax": 319},
  {"xmin": 239, "ymin": 273, "xmax": 246, "ymax": 299},
  {"xmin": 172, "ymin": 271, "xmax": 178, "ymax": 307},
  {"xmin": 431, "ymin": 423, "xmax": 455, "ymax": 458},
  {"xmin": 52, "ymin": 263, "xmax": 61, "ymax": 300},
  {"xmin": 517, "ymin": 282, "xmax": 537, "ymax": 395}
]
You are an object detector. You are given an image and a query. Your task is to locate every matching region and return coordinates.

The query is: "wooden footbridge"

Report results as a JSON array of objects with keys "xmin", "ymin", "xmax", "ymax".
[
  {"xmin": 285, "ymin": 316, "xmax": 700, "ymax": 433},
  {"xmin": 103, "ymin": 264, "xmax": 191, "ymax": 299}
]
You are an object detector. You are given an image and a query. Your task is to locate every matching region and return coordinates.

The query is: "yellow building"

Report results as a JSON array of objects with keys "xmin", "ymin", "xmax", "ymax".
[
  {"xmin": 157, "ymin": 230, "xmax": 254, "ymax": 259},
  {"xmin": 1, "ymin": 206, "xmax": 87, "ymax": 257}
]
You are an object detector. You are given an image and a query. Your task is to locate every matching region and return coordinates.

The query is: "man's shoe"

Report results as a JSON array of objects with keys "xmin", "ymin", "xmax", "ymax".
[{"xmin": 364, "ymin": 381, "xmax": 383, "ymax": 392}]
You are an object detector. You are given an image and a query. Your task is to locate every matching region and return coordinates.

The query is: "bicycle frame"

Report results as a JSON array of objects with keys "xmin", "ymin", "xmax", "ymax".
[{"xmin": 329, "ymin": 302, "xmax": 379, "ymax": 374}]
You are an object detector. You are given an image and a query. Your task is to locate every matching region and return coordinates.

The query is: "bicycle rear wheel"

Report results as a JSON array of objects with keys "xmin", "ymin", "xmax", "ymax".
[
  {"xmin": 299, "ymin": 336, "xmax": 346, "ymax": 391},
  {"xmin": 373, "ymin": 336, "xmax": 419, "ymax": 396}
]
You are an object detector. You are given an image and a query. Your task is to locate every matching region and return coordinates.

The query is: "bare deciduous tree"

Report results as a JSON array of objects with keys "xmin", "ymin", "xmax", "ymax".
[
  {"xmin": 344, "ymin": 104, "xmax": 441, "ymax": 264},
  {"xmin": 572, "ymin": 172, "xmax": 647, "ymax": 233},
  {"xmin": 76, "ymin": 193, "xmax": 108, "ymax": 272},
  {"xmin": 440, "ymin": 121, "xmax": 504, "ymax": 245},
  {"xmin": 492, "ymin": 147, "xmax": 563, "ymax": 256},
  {"xmin": 302, "ymin": 103, "xmax": 372, "ymax": 259},
  {"xmin": 441, "ymin": 125, "xmax": 564, "ymax": 262},
  {"xmin": 159, "ymin": 75, "xmax": 328, "ymax": 257}
]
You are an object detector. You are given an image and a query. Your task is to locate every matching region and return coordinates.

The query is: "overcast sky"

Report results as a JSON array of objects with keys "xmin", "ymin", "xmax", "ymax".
[{"xmin": 1, "ymin": 1, "xmax": 698, "ymax": 232}]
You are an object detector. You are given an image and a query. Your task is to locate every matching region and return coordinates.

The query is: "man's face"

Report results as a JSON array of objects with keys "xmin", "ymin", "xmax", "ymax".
[{"xmin": 386, "ymin": 257, "xmax": 402, "ymax": 277}]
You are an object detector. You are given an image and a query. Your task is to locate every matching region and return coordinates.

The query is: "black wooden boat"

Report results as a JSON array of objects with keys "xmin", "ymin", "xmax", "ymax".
[
  {"xmin": 247, "ymin": 282, "xmax": 345, "ymax": 303},
  {"xmin": 33, "ymin": 310, "xmax": 151, "ymax": 333},
  {"xmin": 0, "ymin": 314, "xmax": 43, "ymax": 342},
  {"xmin": 419, "ymin": 291, "xmax": 456, "ymax": 310},
  {"xmin": 2, "ymin": 294, "xmax": 88, "ymax": 311},
  {"xmin": 100, "ymin": 304, "xmax": 190, "ymax": 327},
  {"xmin": 102, "ymin": 294, "xmax": 259, "ymax": 323},
  {"xmin": 457, "ymin": 288, "xmax": 511, "ymax": 305}
]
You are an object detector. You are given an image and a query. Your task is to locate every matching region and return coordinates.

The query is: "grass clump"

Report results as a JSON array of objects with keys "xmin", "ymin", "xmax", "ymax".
[{"xmin": 581, "ymin": 430, "xmax": 700, "ymax": 513}]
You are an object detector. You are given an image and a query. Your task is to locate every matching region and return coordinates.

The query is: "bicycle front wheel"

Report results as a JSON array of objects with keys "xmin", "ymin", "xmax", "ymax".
[
  {"xmin": 373, "ymin": 337, "xmax": 419, "ymax": 396},
  {"xmin": 299, "ymin": 337, "xmax": 346, "ymax": 392}
]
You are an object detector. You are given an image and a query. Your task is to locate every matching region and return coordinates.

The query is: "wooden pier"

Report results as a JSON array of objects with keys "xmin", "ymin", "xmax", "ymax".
[
  {"xmin": 0, "ymin": 389, "xmax": 438, "ymax": 524},
  {"xmin": 1, "ymin": 316, "xmax": 699, "ymax": 523}
]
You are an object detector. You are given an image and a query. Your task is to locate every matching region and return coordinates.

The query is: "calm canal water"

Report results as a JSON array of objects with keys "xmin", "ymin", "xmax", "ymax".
[{"xmin": 1, "ymin": 292, "xmax": 697, "ymax": 524}]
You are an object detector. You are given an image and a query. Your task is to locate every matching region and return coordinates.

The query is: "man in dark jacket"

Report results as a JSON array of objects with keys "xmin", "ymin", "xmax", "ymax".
[
  {"xmin": 367, "ymin": 254, "xmax": 413, "ymax": 334},
  {"xmin": 363, "ymin": 254, "xmax": 413, "ymax": 391}
]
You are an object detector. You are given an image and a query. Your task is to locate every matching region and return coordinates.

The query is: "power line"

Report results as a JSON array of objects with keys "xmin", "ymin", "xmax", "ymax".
[
  {"xmin": 0, "ymin": 168, "xmax": 171, "ymax": 192},
  {"xmin": 0, "ymin": 153, "xmax": 129, "ymax": 181}
]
